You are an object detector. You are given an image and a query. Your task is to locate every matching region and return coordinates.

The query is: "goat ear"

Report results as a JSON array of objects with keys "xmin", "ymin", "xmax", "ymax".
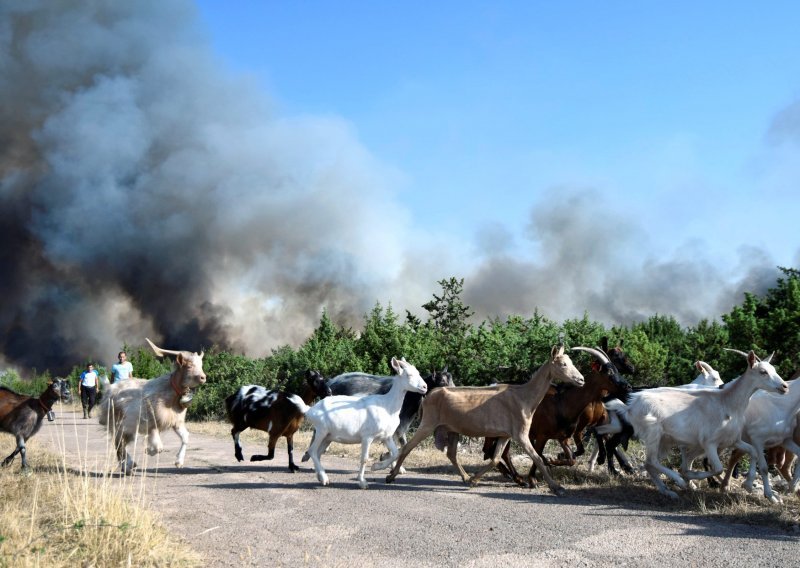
[
  {"xmin": 390, "ymin": 357, "xmax": 401, "ymax": 373},
  {"xmin": 600, "ymin": 337, "xmax": 609, "ymax": 352},
  {"xmin": 747, "ymin": 351, "xmax": 758, "ymax": 368}
]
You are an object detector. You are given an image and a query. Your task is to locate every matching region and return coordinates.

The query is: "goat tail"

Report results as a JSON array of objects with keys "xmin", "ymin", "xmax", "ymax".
[{"xmin": 287, "ymin": 394, "xmax": 310, "ymax": 414}]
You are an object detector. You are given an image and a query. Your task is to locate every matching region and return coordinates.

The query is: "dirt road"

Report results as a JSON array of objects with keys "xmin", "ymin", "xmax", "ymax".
[{"xmin": 37, "ymin": 409, "xmax": 797, "ymax": 567}]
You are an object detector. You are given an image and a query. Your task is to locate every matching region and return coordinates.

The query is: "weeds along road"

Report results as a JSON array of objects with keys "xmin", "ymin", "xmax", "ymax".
[{"xmin": 38, "ymin": 408, "xmax": 797, "ymax": 567}]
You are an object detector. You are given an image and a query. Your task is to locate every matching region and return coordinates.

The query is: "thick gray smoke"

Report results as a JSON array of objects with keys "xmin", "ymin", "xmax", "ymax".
[
  {"xmin": 464, "ymin": 189, "xmax": 782, "ymax": 325},
  {"xmin": 0, "ymin": 1, "xmax": 411, "ymax": 371},
  {"xmin": 0, "ymin": 2, "xmax": 791, "ymax": 374}
]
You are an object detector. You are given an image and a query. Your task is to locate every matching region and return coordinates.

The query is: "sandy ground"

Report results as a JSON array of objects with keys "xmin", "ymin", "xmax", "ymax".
[{"xmin": 36, "ymin": 407, "xmax": 799, "ymax": 567}]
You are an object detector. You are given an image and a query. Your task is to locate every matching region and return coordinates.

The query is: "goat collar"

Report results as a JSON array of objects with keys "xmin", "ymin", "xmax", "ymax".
[{"xmin": 170, "ymin": 372, "xmax": 194, "ymax": 409}]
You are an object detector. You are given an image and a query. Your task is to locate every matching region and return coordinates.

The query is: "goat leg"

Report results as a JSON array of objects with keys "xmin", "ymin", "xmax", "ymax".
[
  {"xmin": 232, "ymin": 429, "xmax": 245, "ymax": 462},
  {"xmin": 2, "ymin": 446, "xmax": 20, "ymax": 467},
  {"xmin": 446, "ymin": 432, "xmax": 470, "ymax": 483},
  {"xmin": 286, "ymin": 437, "xmax": 301, "ymax": 472},
  {"xmin": 468, "ymin": 437, "xmax": 510, "ymax": 486}
]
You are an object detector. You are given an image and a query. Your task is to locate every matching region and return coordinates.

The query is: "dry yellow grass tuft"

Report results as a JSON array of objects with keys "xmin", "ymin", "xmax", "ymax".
[{"xmin": 0, "ymin": 437, "xmax": 201, "ymax": 567}]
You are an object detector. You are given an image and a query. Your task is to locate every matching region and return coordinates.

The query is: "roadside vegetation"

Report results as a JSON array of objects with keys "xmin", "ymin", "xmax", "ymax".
[{"xmin": 0, "ymin": 436, "xmax": 200, "ymax": 567}]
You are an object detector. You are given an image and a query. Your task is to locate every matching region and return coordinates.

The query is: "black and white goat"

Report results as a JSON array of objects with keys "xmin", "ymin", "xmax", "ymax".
[{"xmin": 225, "ymin": 371, "xmax": 331, "ymax": 472}]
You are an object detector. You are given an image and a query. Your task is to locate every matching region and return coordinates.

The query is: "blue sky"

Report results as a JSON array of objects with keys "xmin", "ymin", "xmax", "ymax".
[
  {"xmin": 195, "ymin": 1, "xmax": 800, "ymax": 268},
  {"xmin": 4, "ymin": 1, "xmax": 800, "ymax": 364}
]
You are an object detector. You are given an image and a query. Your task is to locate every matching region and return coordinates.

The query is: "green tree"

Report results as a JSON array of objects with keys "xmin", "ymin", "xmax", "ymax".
[
  {"xmin": 622, "ymin": 328, "xmax": 669, "ymax": 386},
  {"xmin": 296, "ymin": 309, "xmax": 364, "ymax": 377},
  {"xmin": 356, "ymin": 302, "xmax": 404, "ymax": 375},
  {"xmin": 422, "ymin": 277, "xmax": 475, "ymax": 379},
  {"xmin": 759, "ymin": 267, "xmax": 800, "ymax": 376}
]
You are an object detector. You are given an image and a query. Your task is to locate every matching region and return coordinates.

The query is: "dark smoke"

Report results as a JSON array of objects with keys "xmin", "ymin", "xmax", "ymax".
[
  {"xmin": 0, "ymin": 1, "xmax": 407, "ymax": 372},
  {"xmin": 0, "ymin": 2, "xmax": 792, "ymax": 374}
]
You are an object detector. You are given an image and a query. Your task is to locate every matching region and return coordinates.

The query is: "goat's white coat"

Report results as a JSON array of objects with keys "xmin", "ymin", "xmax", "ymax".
[
  {"xmin": 723, "ymin": 379, "xmax": 800, "ymax": 501},
  {"xmin": 606, "ymin": 352, "xmax": 787, "ymax": 499},
  {"xmin": 289, "ymin": 357, "xmax": 427, "ymax": 489},
  {"xmin": 590, "ymin": 361, "xmax": 723, "ymax": 471}
]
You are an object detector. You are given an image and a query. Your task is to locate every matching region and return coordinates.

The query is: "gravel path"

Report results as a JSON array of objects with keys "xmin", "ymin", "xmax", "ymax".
[{"xmin": 37, "ymin": 408, "xmax": 798, "ymax": 567}]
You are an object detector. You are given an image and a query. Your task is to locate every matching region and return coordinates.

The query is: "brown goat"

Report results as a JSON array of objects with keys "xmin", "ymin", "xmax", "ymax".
[
  {"xmin": 385, "ymin": 345, "xmax": 584, "ymax": 495},
  {"xmin": 482, "ymin": 347, "xmax": 632, "ymax": 486},
  {"xmin": 571, "ymin": 338, "xmax": 636, "ymax": 459},
  {"xmin": 1, "ymin": 381, "xmax": 62, "ymax": 470}
]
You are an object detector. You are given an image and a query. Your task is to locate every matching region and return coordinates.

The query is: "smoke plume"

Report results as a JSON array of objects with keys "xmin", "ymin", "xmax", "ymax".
[{"xmin": 0, "ymin": 2, "xmax": 790, "ymax": 373}]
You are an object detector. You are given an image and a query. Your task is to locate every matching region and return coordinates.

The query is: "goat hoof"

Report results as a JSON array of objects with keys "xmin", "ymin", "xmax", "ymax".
[
  {"xmin": 359, "ymin": 481, "xmax": 369, "ymax": 489},
  {"xmin": 552, "ymin": 485, "xmax": 566, "ymax": 497},
  {"xmin": 664, "ymin": 490, "xmax": 680, "ymax": 500},
  {"xmin": 288, "ymin": 465, "xmax": 301, "ymax": 472},
  {"xmin": 385, "ymin": 474, "xmax": 395, "ymax": 484},
  {"xmin": 175, "ymin": 461, "xmax": 184, "ymax": 468}
]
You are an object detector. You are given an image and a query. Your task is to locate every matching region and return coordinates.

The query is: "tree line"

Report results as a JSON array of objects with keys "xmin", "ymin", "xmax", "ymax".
[{"xmin": 3, "ymin": 268, "xmax": 798, "ymax": 421}]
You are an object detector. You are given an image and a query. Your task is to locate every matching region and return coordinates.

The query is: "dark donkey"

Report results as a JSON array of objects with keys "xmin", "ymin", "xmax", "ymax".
[{"xmin": 1, "ymin": 381, "xmax": 63, "ymax": 470}]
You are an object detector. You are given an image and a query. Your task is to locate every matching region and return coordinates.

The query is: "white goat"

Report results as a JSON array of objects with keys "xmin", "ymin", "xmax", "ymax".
[
  {"xmin": 98, "ymin": 339, "xmax": 207, "ymax": 473},
  {"xmin": 605, "ymin": 351, "xmax": 787, "ymax": 499},
  {"xmin": 590, "ymin": 360, "xmax": 724, "ymax": 472},
  {"xmin": 288, "ymin": 357, "xmax": 427, "ymax": 489},
  {"xmin": 684, "ymin": 361, "xmax": 724, "ymax": 388},
  {"xmin": 721, "ymin": 377, "xmax": 800, "ymax": 502}
]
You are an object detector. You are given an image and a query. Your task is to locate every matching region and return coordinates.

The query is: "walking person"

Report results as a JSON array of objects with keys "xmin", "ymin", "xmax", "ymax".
[
  {"xmin": 79, "ymin": 363, "xmax": 101, "ymax": 418},
  {"xmin": 111, "ymin": 351, "xmax": 133, "ymax": 384}
]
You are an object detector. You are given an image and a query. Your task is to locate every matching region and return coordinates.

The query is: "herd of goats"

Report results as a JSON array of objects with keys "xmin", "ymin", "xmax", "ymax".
[{"xmin": 2, "ymin": 338, "xmax": 799, "ymax": 505}]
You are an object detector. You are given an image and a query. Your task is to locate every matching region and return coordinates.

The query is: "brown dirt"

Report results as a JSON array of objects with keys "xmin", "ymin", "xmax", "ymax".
[{"xmin": 35, "ymin": 406, "xmax": 799, "ymax": 567}]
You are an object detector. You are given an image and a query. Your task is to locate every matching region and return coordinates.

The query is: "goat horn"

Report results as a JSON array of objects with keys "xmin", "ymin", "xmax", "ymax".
[
  {"xmin": 723, "ymin": 348, "xmax": 757, "ymax": 360},
  {"xmin": 571, "ymin": 346, "xmax": 610, "ymax": 365},
  {"xmin": 145, "ymin": 337, "xmax": 182, "ymax": 358},
  {"xmin": 696, "ymin": 361, "xmax": 714, "ymax": 374}
]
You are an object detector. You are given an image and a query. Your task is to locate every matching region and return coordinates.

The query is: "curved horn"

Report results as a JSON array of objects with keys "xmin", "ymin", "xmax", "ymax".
[
  {"xmin": 571, "ymin": 346, "xmax": 610, "ymax": 365},
  {"xmin": 723, "ymin": 348, "xmax": 757, "ymax": 360},
  {"xmin": 145, "ymin": 337, "xmax": 182, "ymax": 358},
  {"xmin": 695, "ymin": 361, "xmax": 714, "ymax": 374}
]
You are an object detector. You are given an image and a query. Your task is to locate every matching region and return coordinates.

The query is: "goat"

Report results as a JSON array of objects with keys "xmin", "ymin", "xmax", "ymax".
[
  {"xmin": 0, "ymin": 381, "xmax": 62, "ymax": 470},
  {"xmin": 288, "ymin": 357, "xmax": 428, "ymax": 489},
  {"xmin": 385, "ymin": 345, "xmax": 585, "ymax": 496},
  {"xmin": 225, "ymin": 370, "xmax": 331, "ymax": 472},
  {"xmin": 482, "ymin": 347, "xmax": 631, "ymax": 486},
  {"xmin": 605, "ymin": 351, "xmax": 787, "ymax": 499},
  {"xmin": 98, "ymin": 338, "xmax": 207, "ymax": 474},
  {"xmin": 570, "ymin": 338, "xmax": 636, "ymax": 466},
  {"xmin": 595, "ymin": 360, "xmax": 724, "ymax": 476},
  {"xmin": 719, "ymin": 363, "xmax": 800, "ymax": 502}
]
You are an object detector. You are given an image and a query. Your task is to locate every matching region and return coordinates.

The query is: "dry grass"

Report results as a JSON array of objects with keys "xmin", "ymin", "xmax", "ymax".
[
  {"xmin": 0, "ymin": 434, "xmax": 201, "ymax": 568},
  {"xmin": 194, "ymin": 418, "xmax": 800, "ymax": 532}
]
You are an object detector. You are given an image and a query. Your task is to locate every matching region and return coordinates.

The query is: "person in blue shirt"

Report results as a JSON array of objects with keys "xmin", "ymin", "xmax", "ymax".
[
  {"xmin": 111, "ymin": 351, "xmax": 134, "ymax": 384},
  {"xmin": 79, "ymin": 363, "xmax": 101, "ymax": 418}
]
